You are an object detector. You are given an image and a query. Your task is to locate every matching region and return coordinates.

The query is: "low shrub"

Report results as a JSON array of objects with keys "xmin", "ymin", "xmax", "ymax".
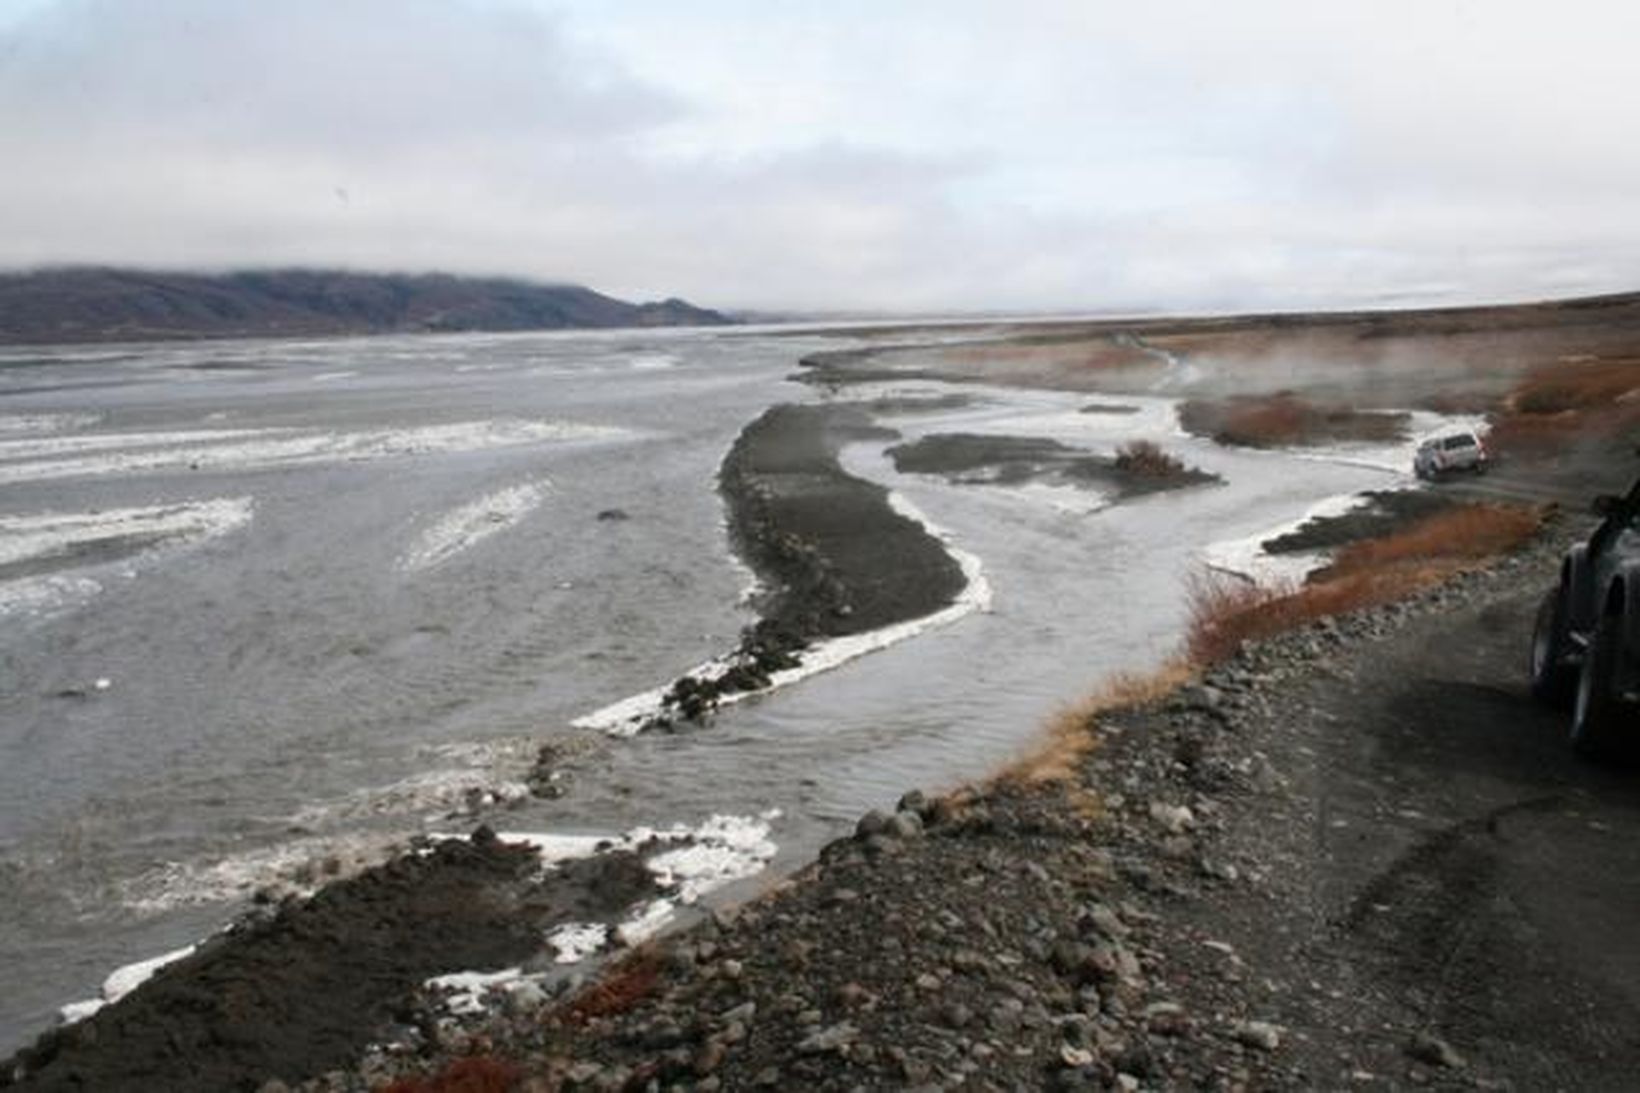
[
  {"xmin": 564, "ymin": 952, "xmax": 662, "ymax": 1022},
  {"xmin": 1113, "ymin": 439, "xmax": 1187, "ymax": 478}
]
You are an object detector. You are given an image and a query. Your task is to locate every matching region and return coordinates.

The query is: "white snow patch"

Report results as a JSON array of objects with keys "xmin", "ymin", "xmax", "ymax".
[
  {"xmin": 59, "ymin": 944, "xmax": 197, "ymax": 1025},
  {"xmin": 573, "ymin": 493, "xmax": 990, "ymax": 737},
  {"xmin": 642, "ymin": 813, "xmax": 780, "ymax": 904},
  {"xmin": 615, "ymin": 899, "xmax": 676, "ymax": 946},
  {"xmin": 312, "ymin": 370, "xmax": 359, "ymax": 382},
  {"xmin": 546, "ymin": 922, "xmax": 609, "ymax": 963},
  {"xmin": 400, "ymin": 480, "xmax": 550, "ymax": 572},
  {"xmin": 425, "ymin": 968, "xmax": 526, "ymax": 1016}
]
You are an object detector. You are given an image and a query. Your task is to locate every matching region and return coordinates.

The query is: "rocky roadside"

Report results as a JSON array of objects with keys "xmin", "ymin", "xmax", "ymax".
[{"xmin": 325, "ymin": 527, "xmax": 1574, "ymax": 1091}]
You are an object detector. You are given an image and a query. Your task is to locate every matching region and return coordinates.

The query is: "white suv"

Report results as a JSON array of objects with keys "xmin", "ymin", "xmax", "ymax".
[{"xmin": 1414, "ymin": 431, "xmax": 1489, "ymax": 479}]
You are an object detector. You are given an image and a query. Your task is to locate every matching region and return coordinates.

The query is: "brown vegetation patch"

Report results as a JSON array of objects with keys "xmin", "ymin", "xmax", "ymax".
[
  {"xmin": 1317, "ymin": 503, "xmax": 1542, "ymax": 581},
  {"xmin": 1178, "ymin": 393, "xmax": 1408, "ymax": 449},
  {"xmin": 997, "ymin": 661, "xmax": 1192, "ymax": 789},
  {"xmin": 1188, "ymin": 502, "xmax": 1543, "ymax": 664},
  {"xmin": 1489, "ymin": 357, "xmax": 1640, "ymax": 457},
  {"xmin": 380, "ymin": 1057, "xmax": 522, "ymax": 1093},
  {"xmin": 1114, "ymin": 439, "xmax": 1188, "ymax": 479},
  {"xmin": 563, "ymin": 952, "xmax": 664, "ymax": 1022}
]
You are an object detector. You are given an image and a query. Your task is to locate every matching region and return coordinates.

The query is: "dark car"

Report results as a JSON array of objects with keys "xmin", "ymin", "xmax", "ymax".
[{"xmin": 1531, "ymin": 475, "xmax": 1640, "ymax": 755}]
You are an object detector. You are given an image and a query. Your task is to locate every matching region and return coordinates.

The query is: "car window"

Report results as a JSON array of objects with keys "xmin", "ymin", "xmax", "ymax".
[{"xmin": 1441, "ymin": 435, "xmax": 1475, "ymax": 450}]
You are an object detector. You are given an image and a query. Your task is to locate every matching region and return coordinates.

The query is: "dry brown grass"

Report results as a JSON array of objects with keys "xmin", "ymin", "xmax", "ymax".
[
  {"xmin": 1114, "ymin": 439, "xmax": 1187, "ymax": 478},
  {"xmin": 995, "ymin": 660, "xmax": 1193, "ymax": 789},
  {"xmin": 1490, "ymin": 357, "xmax": 1640, "ymax": 457},
  {"xmin": 1319, "ymin": 503, "xmax": 1541, "ymax": 580},
  {"xmin": 379, "ymin": 1057, "xmax": 521, "ymax": 1093},
  {"xmin": 1509, "ymin": 358, "xmax": 1640, "ymax": 414},
  {"xmin": 1178, "ymin": 393, "xmax": 1406, "ymax": 449},
  {"xmin": 1186, "ymin": 502, "xmax": 1543, "ymax": 664},
  {"xmin": 563, "ymin": 951, "xmax": 663, "ymax": 1023}
]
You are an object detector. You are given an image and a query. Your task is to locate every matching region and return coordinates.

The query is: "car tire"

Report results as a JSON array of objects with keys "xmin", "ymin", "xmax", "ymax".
[
  {"xmin": 1571, "ymin": 608, "xmax": 1629, "ymax": 758},
  {"xmin": 1531, "ymin": 589, "xmax": 1576, "ymax": 707}
]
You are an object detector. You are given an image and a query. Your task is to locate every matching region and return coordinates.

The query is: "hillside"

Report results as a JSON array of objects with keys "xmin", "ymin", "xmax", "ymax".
[{"xmin": 0, "ymin": 268, "xmax": 732, "ymax": 344}]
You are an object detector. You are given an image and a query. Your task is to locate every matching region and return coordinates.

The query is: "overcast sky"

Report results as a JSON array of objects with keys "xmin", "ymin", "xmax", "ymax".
[{"xmin": 2, "ymin": 0, "xmax": 1638, "ymax": 313}]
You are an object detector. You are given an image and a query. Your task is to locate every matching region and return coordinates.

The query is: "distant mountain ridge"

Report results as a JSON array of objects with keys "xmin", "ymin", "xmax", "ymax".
[{"xmin": 0, "ymin": 268, "xmax": 732, "ymax": 344}]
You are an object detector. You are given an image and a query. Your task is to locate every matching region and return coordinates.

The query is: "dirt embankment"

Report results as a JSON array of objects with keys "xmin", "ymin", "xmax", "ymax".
[{"xmin": 0, "ymin": 832, "xmax": 660, "ymax": 1092}]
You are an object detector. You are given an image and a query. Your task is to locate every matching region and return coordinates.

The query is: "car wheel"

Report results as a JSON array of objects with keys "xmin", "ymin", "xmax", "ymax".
[
  {"xmin": 1571, "ymin": 608, "xmax": 1630, "ymax": 758},
  {"xmin": 1531, "ymin": 589, "xmax": 1576, "ymax": 707}
]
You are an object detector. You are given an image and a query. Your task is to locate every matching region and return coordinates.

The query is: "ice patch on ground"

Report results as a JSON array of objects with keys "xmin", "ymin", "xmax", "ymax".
[
  {"xmin": 0, "ymin": 419, "xmax": 629, "ymax": 485},
  {"xmin": 400, "ymin": 480, "xmax": 551, "ymax": 572},
  {"xmin": 546, "ymin": 922, "xmax": 609, "ymax": 963},
  {"xmin": 312, "ymin": 371, "xmax": 359, "ymax": 382},
  {"xmin": 421, "ymin": 812, "xmax": 779, "ymax": 1015},
  {"xmin": 574, "ymin": 493, "xmax": 991, "ymax": 737},
  {"xmin": 58, "ymin": 944, "xmax": 197, "ymax": 1025},
  {"xmin": 1201, "ymin": 492, "xmax": 1371, "ymax": 586},
  {"xmin": 425, "ymin": 968, "xmax": 527, "ymax": 1016}
]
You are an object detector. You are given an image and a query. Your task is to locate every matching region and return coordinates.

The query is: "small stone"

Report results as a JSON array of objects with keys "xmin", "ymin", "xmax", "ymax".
[
  {"xmin": 1407, "ymin": 1032, "xmax": 1465, "ymax": 1069},
  {"xmin": 720, "ymin": 958, "xmax": 744, "ymax": 980},
  {"xmin": 1060, "ymin": 1044, "xmax": 1094, "ymax": 1068},
  {"xmin": 1147, "ymin": 802, "xmax": 1194, "ymax": 834},
  {"xmin": 856, "ymin": 809, "xmax": 891, "ymax": 838},
  {"xmin": 797, "ymin": 1021, "xmax": 858, "ymax": 1054},
  {"xmin": 565, "ymin": 1061, "xmax": 602, "ymax": 1085},
  {"xmin": 887, "ymin": 810, "xmax": 925, "ymax": 839},
  {"xmin": 915, "ymin": 972, "xmax": 943, "ymax": 992},
  {"xmin": 720, "ymin": 1001, "xmax": 756, "ymax": 1024},
  {"xmin": 835, "ymin": 981, "xmax": 872, "ymax": 1008},
  {"xmin": 1231, "ymin": 1019, "xmax": 1283, "ymax": 1052},
  {"xmin": 693, "ymin": 1040, "xmax": 727, "ymax": 1076},
  {"xmin": 898, "ymin": 789, "xmax": 929, "ymax": 815},
  {"xmin": 1082, "ymin": 902, "xmax": 1128, "ymax": 939}
]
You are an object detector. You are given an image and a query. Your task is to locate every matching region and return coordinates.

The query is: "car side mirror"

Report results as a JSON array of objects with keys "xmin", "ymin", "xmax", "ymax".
[{"xmin": 1592, "ymin": 494, "xmax": 1621, "ymax": 516}]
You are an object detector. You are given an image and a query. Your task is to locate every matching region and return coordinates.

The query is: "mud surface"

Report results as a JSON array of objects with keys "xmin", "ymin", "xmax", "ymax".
[{"xmin": 2, "ymin": 833, "xmax": 659, "ymax": 1092}]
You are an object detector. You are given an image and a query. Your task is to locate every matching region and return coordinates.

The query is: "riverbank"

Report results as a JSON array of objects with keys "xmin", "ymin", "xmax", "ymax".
[{"xmin": 312, "ymin": 517, "xmax": 1585, "ymax": 1092}]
